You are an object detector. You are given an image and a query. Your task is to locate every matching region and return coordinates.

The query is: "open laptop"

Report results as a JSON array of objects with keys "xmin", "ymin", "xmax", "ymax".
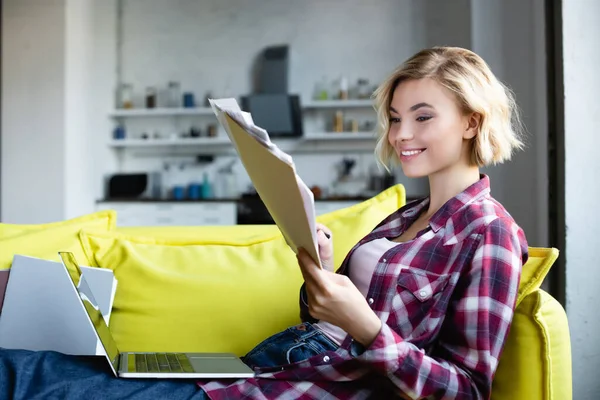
[
  {"xmin": 0, "ymin": 269, "xmax": 9, "ymax": 314},
  {"xmin": 58, "ymin": 251, "xmax": 255, "ymax": 379}
]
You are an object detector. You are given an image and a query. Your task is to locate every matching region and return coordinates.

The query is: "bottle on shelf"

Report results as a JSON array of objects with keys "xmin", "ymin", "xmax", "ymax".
[
  {"xmin": 113, "ymin": 124, "xmax": 126, "ymax": 140},
  {"xmin": 333, "ymin": 110, "xmax": 344, "ymax": 133},
  {"xmin": 339, "ymin": 76, "xmax": 349, "ymax": 100},
  {"xmin": 146, "ymin": 87, "xmax": 157, "ymax": 108}
]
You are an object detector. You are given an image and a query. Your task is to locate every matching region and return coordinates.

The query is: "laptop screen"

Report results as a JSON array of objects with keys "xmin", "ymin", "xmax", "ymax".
[{"xmin": 59, "ymin": 252, "xmax": 120, "ymax": 373}]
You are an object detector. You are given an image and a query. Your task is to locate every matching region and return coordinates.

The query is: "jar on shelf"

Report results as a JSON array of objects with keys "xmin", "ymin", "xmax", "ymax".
[
  {"xmin": 167, "ymin": 81, "xmax": 181, "ymax": 108},
  {"xmin": 357, "ymin": 78, "xmax": 371, "ymax": 99},
  {"xmin": 146, "ymin": 87, "xmax": 157, "ymax": 108},
  {"xmin": 119, "ymin": 83, "xmax": 133, "ymax": 109},
  {"xmin": 313, "ymin": 76, "xmax": 329, "ymax": 100}
]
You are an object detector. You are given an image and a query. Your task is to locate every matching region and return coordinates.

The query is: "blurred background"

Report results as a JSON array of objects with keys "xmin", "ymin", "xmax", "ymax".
[{"xmin": 1, "ymin": 1, "xmax": 598, "ymax": 398}]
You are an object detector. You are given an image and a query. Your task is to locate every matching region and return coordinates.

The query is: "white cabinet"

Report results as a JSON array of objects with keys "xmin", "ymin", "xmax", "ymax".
[
  {"xmin": 96, "ymin": 199, "xmax": 362, "ymax": 227},
  {"xmin": 96, "ymin": 202, "xmax": 236, "ymax": 227}
]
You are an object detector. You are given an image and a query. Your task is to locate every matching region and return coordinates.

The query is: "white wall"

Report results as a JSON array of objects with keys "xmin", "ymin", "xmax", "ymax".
[
  {"xmin": 65, "ymin": 0, "xmax": 118, "ymax": 220},
  {"xmin": 1, "ymin": 0, "xmax": 117, "ymax": 223},
  {"xmin": 64, "ymin": 0, "xmax": 96, "ymax": 219},
  {"xmin": 119, "ymin": 0, "xmax": 418, "ymax": 107},
  {"xmin": 562, "ymin": 1, "xmax": 600, "ymax": 398},
  {"xmin": 2, "ymin": 0, "xmax": 67, "ymax": 223}
]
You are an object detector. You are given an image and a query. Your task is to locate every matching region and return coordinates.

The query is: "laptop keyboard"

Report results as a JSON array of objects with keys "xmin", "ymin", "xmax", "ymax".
[{"xmin": 134, "ymin": 353, "xmax": 194, "ymax": 373}]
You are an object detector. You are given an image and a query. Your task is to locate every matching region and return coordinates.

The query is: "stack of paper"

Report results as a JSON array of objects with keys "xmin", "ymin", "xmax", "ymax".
[{"xmin": 210, "ymin": 98, "xmax": 322, "ymax": 268}]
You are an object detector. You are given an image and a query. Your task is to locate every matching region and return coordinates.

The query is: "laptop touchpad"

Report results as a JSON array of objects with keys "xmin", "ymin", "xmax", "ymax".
[{"xmin": 187, "ymin": 355, "xmax": 250, "ymax": 373}]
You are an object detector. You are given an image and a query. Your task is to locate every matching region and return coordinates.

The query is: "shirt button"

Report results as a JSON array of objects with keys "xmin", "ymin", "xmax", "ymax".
[
  {"xmin": 368, "ymin": 298, "xmax": 374, "ymax": 305},
  {"xmin": 323, "ymin": 356, "xmax": 330, "ymax": 363},
  {"xmin": 382, "ymin": 258, "xmax": 387, "ymax": 263},
  {"xmin": 419, "ymin": 290, "xmax": 428, "ymax": 298}
]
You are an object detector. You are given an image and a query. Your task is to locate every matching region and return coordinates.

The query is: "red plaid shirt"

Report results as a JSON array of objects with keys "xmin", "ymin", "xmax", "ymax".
[{"xmin": 199, "ymin": 175, "xmax": 528, "ymax": 399}]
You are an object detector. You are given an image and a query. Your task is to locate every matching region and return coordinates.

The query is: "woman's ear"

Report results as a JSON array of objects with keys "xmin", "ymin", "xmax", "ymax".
[{"xmin": 464, "ymin": 113, "xmax": 481, "ymax": 140}]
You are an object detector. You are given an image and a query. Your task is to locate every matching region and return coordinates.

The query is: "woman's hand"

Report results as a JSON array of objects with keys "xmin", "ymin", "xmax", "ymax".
[
  {"xmin": 297, "ymin": 248, "xmax": 382, "ymax": 347},
  {"xmin": 316, "ymin": 223, "xmax": 334, "ymax": 272}
]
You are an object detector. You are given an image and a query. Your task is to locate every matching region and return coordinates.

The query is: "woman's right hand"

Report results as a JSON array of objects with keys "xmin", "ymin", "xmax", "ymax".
[{"xmin": 316, "ymin": 223, "xmax": 334, "ymax": 271}]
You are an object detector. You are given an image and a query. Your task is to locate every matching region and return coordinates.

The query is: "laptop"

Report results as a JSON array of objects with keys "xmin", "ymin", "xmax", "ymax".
[
  {"xmin": 0, "ymin": 269, "xmax": 9, "ymax": 315},
  {"xmin": 58, "ymin": 252, "xmax": 255, "ymax": 379}
]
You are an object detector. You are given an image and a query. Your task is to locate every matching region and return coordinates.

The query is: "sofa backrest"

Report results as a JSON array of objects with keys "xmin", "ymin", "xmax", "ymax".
[{"xmin": 492, "ymin": 288, "xmax": 572, "ymax": 400}]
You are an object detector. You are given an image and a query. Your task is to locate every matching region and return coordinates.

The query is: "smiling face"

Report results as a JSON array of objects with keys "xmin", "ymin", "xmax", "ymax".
[{"xmin": 387, "ymin": 78, "xmax": 478, "ymax": 178}]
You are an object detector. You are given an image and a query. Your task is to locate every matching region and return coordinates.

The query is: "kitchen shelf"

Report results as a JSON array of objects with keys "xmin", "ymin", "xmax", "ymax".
[
  {"xmin": 108, "ymin": 137, "xmax": 231, "ymax": 148},
  {"xmin": 109, "ymin": 132, "xmax": 375, "ymax": 148},
  {"xmin": 109, "ymin": 107, "xmax": 215, "ymax": 118},
  {"xmin": 109, "ymin": 99, "xmax": 374, "ymax": 118},
  {"xmin": 304, "ymin": 131, "xmax": 376, "ymax": 141},
  {"xmin": 302, "ymin": 99, "xmax": 374, "ymax": 109}
]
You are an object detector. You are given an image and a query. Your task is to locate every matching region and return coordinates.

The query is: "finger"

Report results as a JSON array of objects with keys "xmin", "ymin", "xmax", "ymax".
[
  {"xmin": 315, "ymin": 223, "xmax": 332, "ymax": 239},
  {"xmin": 297, "ymin": 248, "xmax": 325, "ymax": 288},
  {"xmin": 317, "ymin": 230, "xmax": 330, "ymax": 246}
]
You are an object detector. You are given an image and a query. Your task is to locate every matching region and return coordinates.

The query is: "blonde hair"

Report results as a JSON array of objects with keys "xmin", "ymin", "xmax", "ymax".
[{"xmin": 373, "ymin": 46, "xmax": 524, "ymax": 170}]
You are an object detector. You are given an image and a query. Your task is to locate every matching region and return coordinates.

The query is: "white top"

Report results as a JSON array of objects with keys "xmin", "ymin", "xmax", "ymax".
[{"xmin": 314, "ymin": 238, "xmax": 398, "ymax": 345}]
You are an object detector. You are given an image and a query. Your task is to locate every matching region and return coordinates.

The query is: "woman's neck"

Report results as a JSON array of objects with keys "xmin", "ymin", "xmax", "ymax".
[{"xmin": 424, "ymin": 165, "xmax": 481, "ymax": 218}]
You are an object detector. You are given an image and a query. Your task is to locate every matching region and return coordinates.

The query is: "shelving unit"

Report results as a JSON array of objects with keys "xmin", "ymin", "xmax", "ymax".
[
  {"xmin": 109, "ymin": 99, "xmax": 374, "ymax": 118},
  {"xmin": 109, "ymin": 107, "xmax": 215, "ymax": 118},
  {"xmin": 303, "ymin": 131, "xmax": 376, "ymax": 141},
  {"xmin": 302, "ymin": 99, "xmax": 373, "ymax": 109},
  {"xmin": 109, "ymin": 131, "xmax": 376, "ymax": 148},
  {"xmin": 107, "ymin": 99, "xmax": 377, "ymax": 154},
  {"xmin": 108, "ymin": 137, "xmax": 231, "ymax": 148}
]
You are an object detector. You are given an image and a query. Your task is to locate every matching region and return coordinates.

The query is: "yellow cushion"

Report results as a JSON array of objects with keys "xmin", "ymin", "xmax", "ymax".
[
  {"xmin": 517, "ymin": 247, "xmax": 559, "ymax": 305},
  {"xmin": 492, "ymin": 289, "xmax": 572, "ymax": 400},
  {"xmin": 0, "ymin": 210, "xmax": 115, "ymax": 239},
  {"xmin": 0, "ymin": 210, "xmax": 116, "ymax": 270},
  {"xmin": 117, "ymin": 225, "xmax": 281, "ymax": 242},
  {"xmin": 80, "ymin": 184, "xmax": 406, "ymax": 355}
]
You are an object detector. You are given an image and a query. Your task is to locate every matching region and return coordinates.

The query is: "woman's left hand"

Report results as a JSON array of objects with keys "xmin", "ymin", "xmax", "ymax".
[{"xmin": 297, "ymin": 248, "xmax": 382, "ymax": 347}]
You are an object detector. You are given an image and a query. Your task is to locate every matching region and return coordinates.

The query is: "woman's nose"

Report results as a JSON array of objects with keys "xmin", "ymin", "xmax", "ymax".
[{"xmin": 389, "ymin": 124, "xmax": 413, "ymax": 145}]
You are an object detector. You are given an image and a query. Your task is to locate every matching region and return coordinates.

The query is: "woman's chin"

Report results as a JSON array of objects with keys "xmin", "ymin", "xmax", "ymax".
[{"xmin": 400, "ymin": 167, "xmax": 428, "ymax": 179}]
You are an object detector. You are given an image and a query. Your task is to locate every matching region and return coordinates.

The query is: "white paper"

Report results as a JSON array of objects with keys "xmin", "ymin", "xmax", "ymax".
[
  {"xmin": 209, "ymin": 98, "xmax": 321, "ymax": 267},
  {"xmin": 210, "ymin": 98, "xmax": 294, "ymax": 165}
]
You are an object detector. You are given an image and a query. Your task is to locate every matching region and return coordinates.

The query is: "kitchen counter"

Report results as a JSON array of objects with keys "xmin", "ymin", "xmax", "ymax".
[
  {"xmin": 96, "ymin": 195, "xmax": 424, "ymax": 226},
  {"xmin": 95, "ymin": 195, "xmax": 391, "ymax": 203}
]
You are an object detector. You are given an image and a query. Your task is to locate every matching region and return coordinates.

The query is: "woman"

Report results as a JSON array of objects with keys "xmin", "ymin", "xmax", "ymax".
[{"xmin": 0, "ymin": 46, "xmax": 528, "ymax": 399}]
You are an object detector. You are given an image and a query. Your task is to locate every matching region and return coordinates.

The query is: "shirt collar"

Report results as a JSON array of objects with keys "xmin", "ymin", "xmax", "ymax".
[{"xmin": 402, "ymin": 174, "xmax": 491, "ymax": 233}]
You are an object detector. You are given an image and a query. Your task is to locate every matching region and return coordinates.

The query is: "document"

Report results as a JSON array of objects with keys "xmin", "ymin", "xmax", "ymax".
[{"xmin": 210, "ymin": 98, "xmax": 322, "ymax": 268}]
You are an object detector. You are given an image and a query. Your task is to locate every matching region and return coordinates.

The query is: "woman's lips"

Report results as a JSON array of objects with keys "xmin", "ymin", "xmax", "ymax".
[{"xmin": 399, "ymin": 148, "xmax": 426, "ymax": 161}]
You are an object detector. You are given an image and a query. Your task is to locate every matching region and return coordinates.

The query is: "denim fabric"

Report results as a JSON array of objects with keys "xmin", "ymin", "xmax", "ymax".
[
  {"xmin": 242, "ymin": 322, "xmax": 339, "ymax": 370},
  {"xmin": 0, "ymin": 348, "xmax": 206, "ymax": 400},
  {"xmin": 0, "ymin": 323, "xmax": 338, "ymax": 399}
]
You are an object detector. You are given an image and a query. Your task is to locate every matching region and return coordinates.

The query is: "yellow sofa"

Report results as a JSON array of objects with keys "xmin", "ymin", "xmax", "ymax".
[{"xmin": 0, "ymin": 184, "xmax": 572, "ymax": 399}]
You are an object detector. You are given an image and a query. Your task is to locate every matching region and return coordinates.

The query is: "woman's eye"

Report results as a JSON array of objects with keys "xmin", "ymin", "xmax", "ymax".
[
  {"xmin": 416, "ymin": 116, "xmax": 432, "ymax": 122},
  {"xmin": 389, "ymin": 117, "xmax": 401, "ymax": 124}
]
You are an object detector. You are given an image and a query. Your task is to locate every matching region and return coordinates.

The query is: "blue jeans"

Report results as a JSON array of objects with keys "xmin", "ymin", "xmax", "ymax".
[{"xmin": 0, "ymin": 323, "xmax": 338, "ymax": 399}]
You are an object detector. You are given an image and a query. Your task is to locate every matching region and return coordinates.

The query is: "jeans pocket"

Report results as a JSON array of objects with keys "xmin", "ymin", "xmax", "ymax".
[
  {"xmin": 285, "ymin": 342, "xmax": 321, "ymax": 364},
  {"xmin": 242, "ymin": 330, "xmax": 292, "ymax": 369}
]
